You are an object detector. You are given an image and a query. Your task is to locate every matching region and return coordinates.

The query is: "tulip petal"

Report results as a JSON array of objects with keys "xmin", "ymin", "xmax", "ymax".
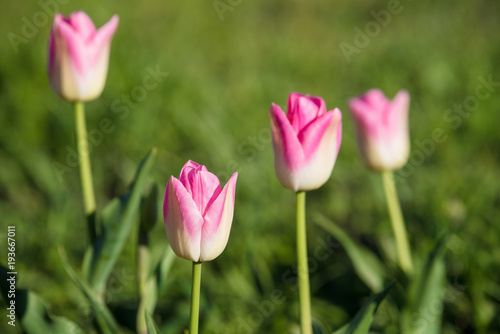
[
  {"xmin": 298, "ymin": 110, "xmax": 334, "ymax": 161},
  {"xmin": 55, "ymin": 17, "xmax": 87, "ymax": 75},
  {"xmin": 164, "ymin": 177, "xmax": 203, "ymax": 262},
  {"xmin": 270, "ymin": 103, "xmax": 306, "ymax": 190},
  {"xmin": 294, "ymin": 108, "xmax": 342, "ymax": 191},
  {"xmin": 67, "ymin": 11, "xmax": 96, "ymax": 42},
  {"xmin": 270, "ymin": 103, "xmax": 304, "ymax": 170},
  {"xmin": 178, "ymin": 161, "xmax": 221, "ymax": 213},
  {"xmin": 49, "ymin": 17, "xmax": 84, "ymax": 101},
  {"xmin": 200, "ymin": 173, "xmax": 238, "ymax": 261},
  {"xmin": 287, "ymin": 93, "xmax": 325, "ymax": 132},
  {"xmin": 179, "ymin": 160, "xmax": 204, "ymax": 195},
  {"xmin": 360, "ymin": 89, "xmax": 388, "ymax": 110},
  {"xmin": 90, "ymin": 15, "xmax": 119, "ymax": 66},
  {"xmin": 349, "ymin": 93, "xmax": 387, "ymax": 138},
  {"xmin": 194, "ymin": 171, "xmax": 222, "ymax": 215},
  {"xmin": 388, "ymin": 90, "xmax": 410, "ymax": 132}
]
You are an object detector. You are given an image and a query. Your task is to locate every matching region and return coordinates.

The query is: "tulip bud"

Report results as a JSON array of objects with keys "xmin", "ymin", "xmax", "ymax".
[
  {"xmin": 48, "ymin": 11, "xmax": 118, "ymax": 102},
  {"xmin": 163, "ymin": 161, "xmax": 238, "ymax": 262},
  {"xmin": 349, "ymin": 89, "xmax": 410, "ymax": 171},
  {"xmin": 270, "ymin": 92, "xmax": 342, "ymax": 191}
]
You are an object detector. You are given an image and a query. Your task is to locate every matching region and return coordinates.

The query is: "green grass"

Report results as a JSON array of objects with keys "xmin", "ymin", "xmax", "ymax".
[{"xmin": 1, "ymin": 0, "xmax": 499, "ymax": 333}]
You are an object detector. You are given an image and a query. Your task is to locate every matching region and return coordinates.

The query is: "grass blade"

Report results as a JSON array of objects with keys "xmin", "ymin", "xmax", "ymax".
[
  {"xmin": 58, "ymin": 247, "xmax": 121, "ymax": 334},
  {"xmin": 332, "ymin": 282, "xmax": 395, "ymax": 334},
  {"xmin": 314, "ymin": 214, "xmax": 386, "ymax": 292},
  {"xmin": 89, "ymin": 148, "xmax": 157, "ymax": 293}
]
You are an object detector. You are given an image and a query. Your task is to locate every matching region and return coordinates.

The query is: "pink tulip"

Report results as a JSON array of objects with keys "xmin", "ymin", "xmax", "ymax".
[
  {"xmin": 163, "ymin": 161, "xmax": 238, "ymax": 262},
  {"xmin": 349, "ymin": 89, "xmax": 410, "ymax": 171},
  {"xmin": 270, "ymin": 92, "xmax": 342, "ymax": 191},
  {"xmin": 48, "ymin": 11, "xmax": 119, "ymax": 102}
]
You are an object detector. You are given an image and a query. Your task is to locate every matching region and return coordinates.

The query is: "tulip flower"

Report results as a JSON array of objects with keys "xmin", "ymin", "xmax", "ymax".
[
  {"xmin": 48, "ymin": 11, "xmax": 119, "ymax": 102},
  {"xmin": 270, "ymin": 92, "xmax": 342, "ymax": 192},
  {"xmin": 349, "ymin": 89, "xmax": 414, "ymax": 275},
  {"xmin": 348, "ymin": 89, "xmax": 410, "ymax": 171},
  {"xmin": 163, "ymin": 160, "xmax": 238, "ymax": 262},
  {"xmin": 163, "ymin": 161, "xmax": 237, "ymax": 334},
  {"xmin": 270, "ymin": 92, "xmax": 342, "ymax": 334},
  {"xmin": 48, "ymin": 11, "xmax": 118, "ymax": 247}
]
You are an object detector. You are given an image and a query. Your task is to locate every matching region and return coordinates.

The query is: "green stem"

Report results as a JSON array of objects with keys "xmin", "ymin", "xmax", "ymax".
[
  {"xmin": 190, "ymin": 261, "xmax": 202, "ymax": 334},
  {"xmin": 74, "ymin": 101, "xmax": 97, "ymax": 244},
  {"xmin": 138, "ymin": 230, "xmax": 149, "ymax": 299},
  {"xmin": 136, "ymin": 229, "xmax": 149, "ymax": 334},
  {"xmin": 381, "ymin": 171, "xmax": 413, "ymax": 275},
  {"xmin": 296, "ymin": 191, "xmax": 312, "ymax": 334}
]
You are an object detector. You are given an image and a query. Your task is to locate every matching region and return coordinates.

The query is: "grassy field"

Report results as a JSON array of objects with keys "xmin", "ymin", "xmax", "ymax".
[{"xmin": 1, "ymin": 0, "xmax": 499, "ymax": 333}]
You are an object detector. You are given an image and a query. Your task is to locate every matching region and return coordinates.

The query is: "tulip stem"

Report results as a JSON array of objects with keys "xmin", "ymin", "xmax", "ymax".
[
  {"xmin": 74, "ymin": 101, "xmax": 97, "ymax": 244},
  {"xmin": 190, "ymin": 261, "xmax": 202, "ymax": 334},
  {"xmin": 381, "ymin": 171, "xmax": 413, "ymax": 275},
  {"xmin": 136, "ymin": 228, "xmax": 149, "ymax": 334},
  {"xmin": 296, "ymin": 191, "xmax": 312, "ymax": 334}
]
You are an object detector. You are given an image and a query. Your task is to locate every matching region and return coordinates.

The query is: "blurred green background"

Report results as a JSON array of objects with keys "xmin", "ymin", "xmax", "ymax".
[{"xmin": 1, "ymin": 0, "xmax": 499, "ymax": 333}]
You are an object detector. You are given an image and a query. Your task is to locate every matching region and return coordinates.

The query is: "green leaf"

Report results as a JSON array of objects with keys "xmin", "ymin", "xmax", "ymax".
[
  {"xmin": 145, "ymin": 312, "xmax": 161, "ymax": 334},
  {"xmin": 401, "ymin": 235, "xmax": 447, "ymax": 334},
  {"xmin": 332, "ymin": 282, "xmax": 395, "ymax": 334},
  {"xmin": 140, "ymin": 183, "xmax": 159, "ymax": 232},
  {"xmin": 0, "ymin": 265, "xmax": 84, "ymax": 334},
  {"xmin": 58, "ymin": 247, "xmax": 121, "ymax": 334},
  {"xmin": 89, "ymin": 148, "xmax": 157, "ymax": 293},
  {"xmin": 156, "ymin": 246, "xmax": 177, "ymax": 294},
  {"xmin": 145, "ymin": 246, "xmax": 177, "ymax": 313},
  {"xmin": 314, "ymin": 214, "xmax": 386, "ymax": 292}
]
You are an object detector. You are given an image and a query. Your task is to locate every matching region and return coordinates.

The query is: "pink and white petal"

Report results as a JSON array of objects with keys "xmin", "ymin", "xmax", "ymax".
[
  {"xmin": 270, "ymin": 104, "xmax": 305, "ymax": 190},
  {"xmin": 80, "ymin": 43, "xmax": 112, "ymax": 101},
  {"xmin": 49, "ymin": 27, "xmax": 84, "ymax": 101},
  {"xmin": 349, "ymin": 97, "xmax": 384, "ymax": 138},
  {"xmin": 68, "ymin": 11, "xmax": 96, "ymax": 41},
  {"xmin": 56, "ymin": 19, "xmax": 88, "ymax": 75},
  {"xmin": 182, "ymin": 160, "xmax": 203, "ymax": 170},
  {"xmin": 360, "ymin": 132, "xmax": 409, "ymax": 171},
  {"xmin": 192, "ymin": 170, "xmax": 222, "ymax": 214},
  {"xmin": 164, "ymin": 177, "xmax": 203, "ymax": 262},
  {"xmin": 288, "ymin": 95, "xmax": 322, "ymax": 131},
  {"xmin": 270, "ymin": 104, "xmax": 304, "ymax": 170},
  {"xmin": 286, "ymin": 92, "xmax": 306, "ymax": 130},
  {"xmin": 200, "ymin": 173, "xmax": 237, "ymax": 261},
  {"xmin": 295, "ymin": 109, "xmax": 342, "ymax": 191},
  {"xmin": 310, "ymin": 96, "xmax": 327, "ymax": 116},
  {"xmin": 178, "ymin": 162, "xmax": 220, "ymax": 213},
  {"xmin": 179, "ymin": 160, "xmax": 202, "ymax": 195},
  {"xmin": 387, "ymin": 90, "xmax": 410, "ymax": 132},
  {"xmin": 89, "ymin": 15, "xmax": 119, "ymax": 67},
  {"xmin": 298, "ymin": 111, "xmax": 334, "ymax": 162},
  {"xmin": 334, "ymin": 108, "xmax": 343, "ymax": 153},
  {"xmin": 360, "ymin": 89, "xmax": 388, "ymax": 109}
]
